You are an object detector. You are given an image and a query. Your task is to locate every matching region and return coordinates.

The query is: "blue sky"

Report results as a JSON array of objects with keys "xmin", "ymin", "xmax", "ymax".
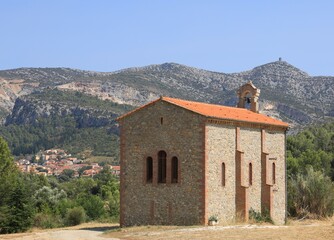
[{"xmin": 1, "ymin": 1, "xmax": 333, "ymax": 76}]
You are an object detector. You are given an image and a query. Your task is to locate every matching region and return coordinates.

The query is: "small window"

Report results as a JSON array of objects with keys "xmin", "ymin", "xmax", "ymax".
[
  {"xmin": 160, "ymin": 117, "xmax": 163, "ymax": 125},
  {"xmin": 171, "ymin": 157, "xmax": 178, "ymax": 183},
  {"xmin": 158, "ymin": 151, "xmax": 167, "ymax": 183},
  {"xmin": 222, "ymin": 162, "xmax": 226, "ymax": 186},
  {"xmin": 249, "ymin": 163, "xmax": 253, "ymax": 186},
  {"xmin": 146, "ymin": 157, "xmax": 153, "ymax": 183},
  {"xmin": 272, "ymin": 163, "xmax": 276, "ymax": 184}
]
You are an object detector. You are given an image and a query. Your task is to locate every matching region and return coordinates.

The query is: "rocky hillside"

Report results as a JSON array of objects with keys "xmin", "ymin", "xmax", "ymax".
[
  {"xmin": 1, "ymin": 60, "xmax": 333, "ymax": 129},
  {"xmin": 0, "ymin": 89, "xmax": 134, "ymax": 157},
  {"xmin": 5, "ymin": 89, "xmax": 132, "ymax": 128}
]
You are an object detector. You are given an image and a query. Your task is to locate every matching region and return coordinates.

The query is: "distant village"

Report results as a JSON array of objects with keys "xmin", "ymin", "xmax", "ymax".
[{"xmin": 15, "ymin": 148, "xmax": 120, "ymax": 178}]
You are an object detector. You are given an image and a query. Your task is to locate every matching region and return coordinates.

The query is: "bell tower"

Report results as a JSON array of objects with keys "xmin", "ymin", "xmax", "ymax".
[{"xmin": 237, "ymin": 81, "xmax": 260, "ymax": 113}]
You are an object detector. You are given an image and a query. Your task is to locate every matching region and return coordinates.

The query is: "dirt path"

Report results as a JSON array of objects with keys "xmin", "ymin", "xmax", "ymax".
[
  {"xmin": 0, "ymin": 229, "xmax": 112, "ymax": 240},
  {"xmin": 0, "ymin": 223, "xmax": 119, "ymax": 240}
]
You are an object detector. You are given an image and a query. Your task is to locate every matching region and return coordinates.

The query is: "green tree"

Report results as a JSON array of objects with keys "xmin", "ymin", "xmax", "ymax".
[
  {"xmin": 76, "ymin": 194, "xmax": 105, "ymax": 220},
  {"xmin": 0, "ymin": 137, "xmax": 34, "ymax": 233},
  {"xmin": 34, "ymin": 186, "xmax": 67, "ymax": 213},
  {"xmin": 4, "ymin": 178, "xmax": 34, "ymax": 233}
]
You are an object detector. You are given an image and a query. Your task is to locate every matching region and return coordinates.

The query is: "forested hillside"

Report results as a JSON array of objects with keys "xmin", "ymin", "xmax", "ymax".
[{"xmin": 0, "ymin": 89, "xmax": 133, "ymax": 159}]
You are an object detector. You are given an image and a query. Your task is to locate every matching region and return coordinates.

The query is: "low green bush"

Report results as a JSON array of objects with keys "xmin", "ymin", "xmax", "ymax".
[
  {"xmin": 288, "ymin": 167, "xmax": 334, "ymax": 218},
  {"xmin": 65, "ymin": 207, "xmax": 86, "ymax": 226},
  {"xmin": 249, "ymin": 208, "xmax": 273, "ymax": 223},
  {"xmin": 34, "ymin": 213, "xmax": 63, "ymax": 229}
]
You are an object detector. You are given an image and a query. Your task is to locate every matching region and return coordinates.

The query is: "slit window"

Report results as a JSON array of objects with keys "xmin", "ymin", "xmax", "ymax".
[
  {"xmin": 158, "ymin": 151, "xmax": 167, "ymax": 183},
  {"xmin": 146, "ymin": 157, "xmax": 153, "ymax": 183},
  {"xmin": 249, "ymin": 163, "xmax": 253, "ymax": 186},
  {"xmin": 171, "ymin": 157, "xmax": 178, "ymax": 183},
  {"xmin": 272, "ymin": 162, "xmax": 276, "ymax": 184},
  {"xmin": 222, "ymin": 162, "xmax": 226, "ymax": 186}
]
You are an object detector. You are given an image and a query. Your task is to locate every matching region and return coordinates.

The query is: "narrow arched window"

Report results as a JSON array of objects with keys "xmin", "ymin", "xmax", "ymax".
[
  {"xmin": 249, "ymin": 163, "xmax": 253, "ymax": 186},
  {"xmin": 146, "ymin": 157, "xmax": 153, "ymax": 183},
  {"xmin": 158, "ymin": 151, "xmax": 167, "ymax": 183},
  {"xmin": 171, "ymin": 157, "xmax": 178, "ymax": 183},
  {"xmin": 272, "ymin": 163, "xmax": 276, "ymax": 185},
  {"xmin": 222, "ymin": 162, "xmax": 226, "ymax": 187}
]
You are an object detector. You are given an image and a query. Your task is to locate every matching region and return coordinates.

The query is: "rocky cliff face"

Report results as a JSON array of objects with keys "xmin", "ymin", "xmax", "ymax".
[
  {"xmin": 1, "ymin": 61, "xmax": 333, "ymax": 129},
  {"xmin": 5, "ymin": 97, "xmax": 118, "ymax": 128},
  {"xmin": 3, "ymin": 89, "xmax": 133, "ymax": 138}
]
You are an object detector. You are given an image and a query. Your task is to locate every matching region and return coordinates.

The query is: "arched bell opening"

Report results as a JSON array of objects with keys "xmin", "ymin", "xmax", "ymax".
[{"xmin": 237, "ymin": 81, "xmax": 260, "ymax": 113}]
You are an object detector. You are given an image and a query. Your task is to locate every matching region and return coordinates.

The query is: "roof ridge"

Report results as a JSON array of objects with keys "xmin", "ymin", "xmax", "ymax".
[
  {"xmin": 162, "ymin": 96, "xmax": 288, "ymax": 128},
  {"xmin": 118, "ymin": 96, "xmax": 289, "ymax": 128},
  {"xmin": 162, "ymin": 96, "xmax": 249, "ymax": 111}
]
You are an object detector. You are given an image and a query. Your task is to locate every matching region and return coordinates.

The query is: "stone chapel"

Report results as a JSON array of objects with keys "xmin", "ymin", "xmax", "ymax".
[{"xmin": 117, "ymin": 82, "xmax": 289, "ymax": 226}]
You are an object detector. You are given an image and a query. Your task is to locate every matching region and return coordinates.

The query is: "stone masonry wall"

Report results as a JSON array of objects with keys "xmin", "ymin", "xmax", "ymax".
[
  {"xmin": 206, "ymin": 124, "xmax": 286, "ymax": 225},
  {"xmin": 120, "ymin": 100, "xmax": 206, "ymax": 226},
  {"xmin": 265, "ymin": 130, "xmax": 286, "ymax": 224},
  {"xmin": 206, "ymin": 124, "xmax": 236, "ymax": 223},
  {"xmin": 240, "ymin": 128, "xmax": 262, "ymax": 214}
]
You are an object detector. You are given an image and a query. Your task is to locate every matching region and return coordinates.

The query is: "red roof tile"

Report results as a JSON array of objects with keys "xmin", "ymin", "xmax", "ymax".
[
  {"xmin": 112, "ymin": 166, "xmax": 120, "ymax": 171},
  {"xmin": 163, "ymin": 97, "xmax": 288, "ymax": 128},
  {"xmin": 118, "ymin": 97, "xmax": 289, "ymax": 128}
]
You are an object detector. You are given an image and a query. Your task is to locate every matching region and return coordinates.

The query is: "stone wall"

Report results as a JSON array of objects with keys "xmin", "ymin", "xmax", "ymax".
[
  {"xmin": 119, "ymin": 100, "xmax": 206, "ymax": 226},
  {"xmin": 206, "ymin": 124, "xmax": 286, "ymax": 225},
  {"xmin": 206, "ymin": 124, "xmax": 236, "ymax": 223},
  {"xmin": 265, "ymin": 130, "xmax": 286, "ymax": 224},
  {"xmin": 240, "ymin": 128, "xmax": 262, "ymax": 214}
]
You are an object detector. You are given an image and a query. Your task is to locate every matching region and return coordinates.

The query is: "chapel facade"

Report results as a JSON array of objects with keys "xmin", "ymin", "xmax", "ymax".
[{"xmin": 118, "ymin": 82, "xmax": 289, "ymax": 226}]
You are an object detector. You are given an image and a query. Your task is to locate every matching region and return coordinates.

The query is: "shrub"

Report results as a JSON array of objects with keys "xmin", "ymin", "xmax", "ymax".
[
  {"xmin": 208, "ymin": 215, "xmax": 218, "ymax": 222},
  {"xmin": 249, "ymin": 208, "xmax": 273, "ymax": 223},
  {"xmin": 288, "ymin": 167, "xmax": 334, "ymax": 218},
  {"xmin": 34, "ymin": 186, "xmax": 67, "ymax": 212},
  {"xmin": 56, "ymin": 199, "xmax": 76, "ymax": 218},
  {"xmin": 76, "ymin": 194, "xmax": 106, "ymax": 220},
  {"xmin": 34, "ymin": 213, "xmax": 63, "ymax": 229},
  {"xmin": 65, "ymin": 207, "xmax": 86, "ymax": 226}
]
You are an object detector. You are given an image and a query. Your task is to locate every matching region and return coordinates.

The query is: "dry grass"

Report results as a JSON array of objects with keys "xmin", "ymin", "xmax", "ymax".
[
  {"xmin": 1, "ymin": 219, "xmax": 333, "ymax": 240},
  {"xmin": 104, "ymin": 219, "xmax": 334, "ymax": 240}
]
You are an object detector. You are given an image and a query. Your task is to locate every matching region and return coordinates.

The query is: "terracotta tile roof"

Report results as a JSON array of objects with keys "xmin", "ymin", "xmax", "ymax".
[
  {"xmin": 118, "ymin": 96, "xmax": 289, "ymax": 128},
  {"xmin": 112, "ymin": 166, "xmax": 121, "ymax": 171},
  {"xmin": 162, "ymin": 97, "xmax": 288, "ymax": 128}
]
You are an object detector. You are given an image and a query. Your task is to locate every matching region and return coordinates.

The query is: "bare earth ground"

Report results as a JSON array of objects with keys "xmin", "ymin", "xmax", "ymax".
[{"xmin": 1, "ymin": 219, "xmax": 334, "ymax": 240}]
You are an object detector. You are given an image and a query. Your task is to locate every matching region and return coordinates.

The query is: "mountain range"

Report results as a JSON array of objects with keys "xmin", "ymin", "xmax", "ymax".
[
  {"xmin": 0, "ymin": 60, "xmax": 333, "ymax": 157},
  {"xmin": 1, "ymin": 60, "xmax": 333, "ymax": 125}
]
